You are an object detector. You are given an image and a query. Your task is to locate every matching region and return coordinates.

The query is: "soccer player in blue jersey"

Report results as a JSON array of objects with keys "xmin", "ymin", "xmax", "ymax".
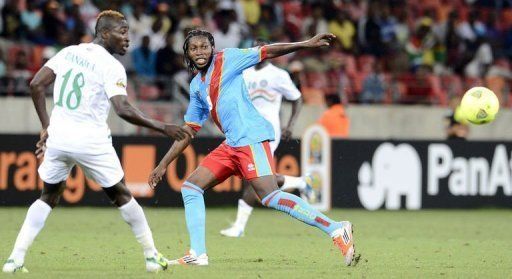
[{"xmin": 149, "ymin": 30, "xmax": 357, "ymax": 266}]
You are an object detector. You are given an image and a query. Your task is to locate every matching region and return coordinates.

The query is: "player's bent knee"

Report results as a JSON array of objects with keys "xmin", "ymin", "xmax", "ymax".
[
  {"xmin": 40, "ymin": 181, "xmax": 66, "ymax": 208},
  {"xmin": 103, "ymin": 181, "xmax": 133, "ymax": 207}
]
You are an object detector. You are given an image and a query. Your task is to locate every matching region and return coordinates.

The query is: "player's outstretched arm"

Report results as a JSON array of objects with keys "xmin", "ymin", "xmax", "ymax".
[
  {"xmin": 282, "ymin": 97, "xmax": 303, "ymax": 141},
  {"xmin": 148, "ymin": 125, "xmax": 197, "ymax": 189},
  {"xmin": 110, "ymin": 95, "xmax": 192, "ymax": 140},
  {"xmin": 30, "ymin": 66, "xmax": 56, "ymax": 158},
  {"xmin": 264, "ymin": 33, "xmax": 336, "ymax": 59}
]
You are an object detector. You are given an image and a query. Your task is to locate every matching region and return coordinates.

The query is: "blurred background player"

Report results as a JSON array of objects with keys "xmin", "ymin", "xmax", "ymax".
[
  {"xmin": 445, "ymin": 96, "xmax": 469, "ymax": 140},
  {"xmin": 149, "ymin": 30, "xmax": 357, "ymax": 267},
  {"xmin": 2, "ymin": 10, "xmax": 191, "ymax": 274},
  {"xmin": 317, "ymin": 94, "xmax": 350, "ymax": 138},
  {"xmin": 220, "ymin": 38, "xmax": 316, "ymax": 238}
]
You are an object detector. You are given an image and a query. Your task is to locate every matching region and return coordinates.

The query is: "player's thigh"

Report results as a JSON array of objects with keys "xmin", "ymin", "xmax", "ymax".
[
  {"xmin": 74, "ymin": 146, "xmax": 124, "ymax": 188},
  {"xmin": 38, "ymin": 147, "xmax": 75, "ymax": 184},
  {"xmin": 190, "ymin": 143, "xmax": 238, "ymax": 190},
  {"xmin": 185, "ymin": 166, "xmax": 220, "ymax": 190}
]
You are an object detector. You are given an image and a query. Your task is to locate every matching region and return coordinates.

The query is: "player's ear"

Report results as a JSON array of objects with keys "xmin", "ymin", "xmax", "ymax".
[{"xmin": 100, "ymin": 28, "xmax": 109, "ymax": 41}]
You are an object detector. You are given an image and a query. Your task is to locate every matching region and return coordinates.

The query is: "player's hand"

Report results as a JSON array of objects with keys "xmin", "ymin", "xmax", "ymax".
[
  {"xmin": 163, "ymin": 124, "xmax": 193, "ymax": 141},
  {"xmin": 148, "ymin": 165, "xmax": 166, "ymax": 189},
  {"xmin": 281, "ymin": 128, "xmax": 293, "ymax": 141},
  {"xmin": 35, "ymin": 128, "xmax": 48, "ymax": 159},
  {"xmin": 305, "ymin": 33, "xmax": 336, "ymax": 48}
]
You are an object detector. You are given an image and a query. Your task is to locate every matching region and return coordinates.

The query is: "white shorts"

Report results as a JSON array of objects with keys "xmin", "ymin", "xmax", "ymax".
[{"xmin": 38, "ymin": 147, "xmax": 124, "ymax": 188}]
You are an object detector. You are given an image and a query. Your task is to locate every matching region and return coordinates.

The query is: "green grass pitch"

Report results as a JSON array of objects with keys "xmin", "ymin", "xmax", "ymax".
[{"xmin": 0, "ymin": 207, "xmax": 511, "ymax": 278}]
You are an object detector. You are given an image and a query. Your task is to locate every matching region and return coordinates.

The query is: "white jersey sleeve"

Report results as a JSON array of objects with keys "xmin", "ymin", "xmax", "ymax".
[
  {"xmin": 103, "ymin": 62, "xmax": 128, "ymax": 98},
  {"xmin": 275, "ymin": 70, "xmax": 301, "ymax": 101},
  {"xmin": 44, "ymin": 47, "xmax": 70, "ymax": 74}
]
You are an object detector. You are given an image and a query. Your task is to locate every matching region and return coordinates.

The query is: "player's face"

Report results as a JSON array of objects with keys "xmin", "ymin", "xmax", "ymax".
[
  {"xmin": 187, "ymin": 36, "xmax": 213, "ymax": 70},
  {"xmin": 107, "ymin": 20, "xmax": 130, "ymax": 56}
]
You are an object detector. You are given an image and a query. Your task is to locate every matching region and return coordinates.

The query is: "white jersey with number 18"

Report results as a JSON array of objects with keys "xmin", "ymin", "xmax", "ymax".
[{"xmin": 44, "ymin": 43, "xmax": 128, "ymax": 154}]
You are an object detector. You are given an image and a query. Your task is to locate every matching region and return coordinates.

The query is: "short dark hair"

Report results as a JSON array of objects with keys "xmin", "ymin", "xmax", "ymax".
[
  {"xmin": 183, "ymin": 29, "xmax": 215, "ymax": 73},
  {"xmin": 95, "ymin": 10, "xmax": 125, "ymax": 37}
]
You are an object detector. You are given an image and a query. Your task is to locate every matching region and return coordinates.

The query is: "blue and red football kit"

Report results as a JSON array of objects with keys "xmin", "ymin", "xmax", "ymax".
[{"xmin": 184, "ymin": 47, "xmax": 275, "ymax": 180}]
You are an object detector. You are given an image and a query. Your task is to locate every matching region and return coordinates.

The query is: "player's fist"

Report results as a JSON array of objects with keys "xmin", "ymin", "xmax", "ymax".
[
  {"xmin": 163, "ymin": 124, "xmax": 193, "ymax": 140},
  {"xmin": 148, "ymin": 165, "xmax": 166, "ymax": 189},
  {"xmin": 305, "ymin": 33, "xmax": 336, "ymax": 48},
  {"xmin": 35, "ymin": 128, "xmax": 48, "ymax": 159}
]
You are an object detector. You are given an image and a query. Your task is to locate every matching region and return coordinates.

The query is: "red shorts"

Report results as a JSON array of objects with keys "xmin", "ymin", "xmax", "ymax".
[{"xmin": 200, "ymin": 141, "xmax": 275, "ymax": 182}]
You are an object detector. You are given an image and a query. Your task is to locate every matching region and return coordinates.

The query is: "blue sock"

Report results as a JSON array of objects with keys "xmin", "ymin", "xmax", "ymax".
[
  {"xmin": 181, "ymin": 181, "xmax": 206, "ymax": 255},
  {"xmin": 261, "ymin": 190, "xmax": 341, "ymax": 236}
]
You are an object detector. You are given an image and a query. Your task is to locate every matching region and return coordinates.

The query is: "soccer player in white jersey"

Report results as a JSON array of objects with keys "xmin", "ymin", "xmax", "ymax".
[
  {"xmin": 2, "ymin": 10, "xmax": 191, "ymax": 274},
  {"xmin": 220, "ymin": 39, "xmax": 316, "ymax": 238}
]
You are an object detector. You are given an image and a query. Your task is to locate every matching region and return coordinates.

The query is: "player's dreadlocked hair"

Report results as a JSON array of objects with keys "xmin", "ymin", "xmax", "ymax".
[
  {"xmin": 183, "ymin": 29, "xmax": 215, "ymax": 73},
  {"xmin": 95, "ymin": 10, "xmax": 125, "ymax": 37}
]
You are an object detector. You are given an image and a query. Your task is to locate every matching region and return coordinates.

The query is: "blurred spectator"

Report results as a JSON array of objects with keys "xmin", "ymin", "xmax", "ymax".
[
  {"xmin": 156, "ymin": 33, "xmax": 183, "ymax": 77},
  {"xmin": 132, "ymin": 35, "xmax": 156, "ymax": 78},
  {"xmin": 360, "ymin": 63, "xmax": 386, "ymax": 103},
  {"xmin": 302, "ymin": 3, "xmax": 328, "ymax": 39},
  {"xmin": 149, "ymin": 2, "xmax": 172, "ymax": 51},
  {"xmin": 345, "ymin": 0, "xmax": 367, "ymax": 21},
  {"xmin": 218, "ymin": 0, "xmax": 246, "ymax": 25},
  {"xmin": 0, "ymin": 47, "xmax": 7, "ymax": 93},
  {"xmin": 156, "ymin": 33, "xmax": 185, "ymax": 100},
  {"xmin": 254, "ymin": 4, "xmax": 278, "ymax": 40},
  {"xmin": 464, "ymin": 37, "xmax": 493, "ymax": 78},
  {"xmin": 65, "ymin": 3, "xmax": 87, "ymax": 45},
  {"xmin": 317, "ymin": 94, "xmax": 350, "ymax": 138},
  {"xmin": 20, "ymin": 1, "xmax": 42, "ymax": 40},
  {"xmin": 328, "ymin": 10, "xmax": 355, "ymax": 52},
  {"xmin": 456, "ymin": 9, "xmax": 486, "ymax": 44},
  {"xmin": 126, "ymin": 3, "xmax": 152, "ymax": 51},
  {"xmin": 241, "ymin": 0, "xmax": 260, "ymax": 26},
  {"xmin": 280, "ymin": 0, "xmax": 303, "ymax": 41},
  {"xmin": 358, "ymin": 1, "xmax": 383, "ymax": 57},
  {"xmin": 440, "ymin": 11, "xmax": 467, "ymax": 74},
  {"xmin": 405, "ymin": 18, "xmax": 436, "ymax": 71},
  {"xmin": 9, "ymin": 50, "xmax": 32, "ymax": 95},
  {"xmin": 393, "ymin": 9, "xmax": 410, "ymax": 48},
  {"xmin": 213, "ymin": 8, "xmax": 242, "ymax": 49},
  {"xmin": 379, "ymin": 5, "xmax": 399, "ymax": 54},
  {"xmin": 1, "ymin": 0, "xmax": 21, "ymax": 39},
  {"xmin": 42, "ymin": 0, "xmax": 64, "ymax": 45}
]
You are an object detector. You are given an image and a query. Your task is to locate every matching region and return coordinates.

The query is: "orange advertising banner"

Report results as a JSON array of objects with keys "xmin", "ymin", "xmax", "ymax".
[{"xmin": 0, "ymin": 135, "xmax": 301, "ymax": 206}]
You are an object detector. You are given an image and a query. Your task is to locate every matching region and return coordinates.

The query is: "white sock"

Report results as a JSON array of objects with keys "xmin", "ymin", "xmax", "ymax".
[
  {"xmin": 233, "ymin": 199, "xmax": 253, "ymax": 231},
  {"xmin": 119, "ymin": 198, "xmax": 157, "ymax": 258},
  {"xmin": 9, "ymin": 199, "xmax": 52, "ymax": 264},
  {"xmin": 279, "ymin": 175, "xmax": 307, "ymax": 191}
]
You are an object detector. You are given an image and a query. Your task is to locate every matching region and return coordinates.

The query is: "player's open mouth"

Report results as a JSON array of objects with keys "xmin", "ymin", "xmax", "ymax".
[{"xmin": 196, "ymin": 58, "xmax": 207, "ymax": 64}]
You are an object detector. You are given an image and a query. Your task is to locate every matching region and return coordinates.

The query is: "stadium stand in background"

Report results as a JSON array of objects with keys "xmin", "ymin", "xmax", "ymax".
[{"xmin": 1, "ymin": 0, "xmax": 512, "ymax": 108}]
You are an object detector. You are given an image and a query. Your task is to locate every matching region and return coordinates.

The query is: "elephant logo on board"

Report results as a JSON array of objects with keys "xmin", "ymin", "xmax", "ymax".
[{"xmin": 357, "ymin": 143, "xmax": 422, "ymax": 210}]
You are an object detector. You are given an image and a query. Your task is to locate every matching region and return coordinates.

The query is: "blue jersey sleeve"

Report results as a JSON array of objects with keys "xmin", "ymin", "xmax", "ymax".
[
  {"xmin": 184, "ymin": 83, "xmax": 209, "ymax": 132},
  {"xmin": 223, "ymin": 47, "xmax": 267, "ymax": 74}
]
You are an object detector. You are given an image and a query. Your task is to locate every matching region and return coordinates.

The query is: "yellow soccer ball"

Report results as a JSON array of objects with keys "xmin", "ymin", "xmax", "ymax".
[{"xmin": 459, "ymin": 87, "xmax": 499, "ymax": 125}]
